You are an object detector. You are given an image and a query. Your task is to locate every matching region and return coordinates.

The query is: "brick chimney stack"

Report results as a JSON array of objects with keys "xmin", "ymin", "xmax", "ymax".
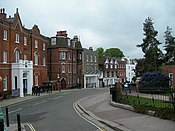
[
  {"xmin": 56, "ymin": 31, "xmax": 68, "ymax": 37},
  {"xmin": 0, "ymin": 8, "xmax": 7, "ymax": 19}
]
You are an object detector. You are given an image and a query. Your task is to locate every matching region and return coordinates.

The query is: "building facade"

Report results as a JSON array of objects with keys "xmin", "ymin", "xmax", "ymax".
[
  {"xmin": 48, "ymin": 31, "xmax": 83, "ymax": 89},
  {"xmin": 125, "ymin": 57, "xmax": 136, "ymax": 83},
  {"xmin": 0, "ymin": 8, "xmax": 49, "ymax": 97},
  {"xmin": 162, "ymin": 65, "xmax": 175, "ymax": 89},
  {"xmin": 82, "ymin": 47, "xmax": 99, "ymax": 88}
]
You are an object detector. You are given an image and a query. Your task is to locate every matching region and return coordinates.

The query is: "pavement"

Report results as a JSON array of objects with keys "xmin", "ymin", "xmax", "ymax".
[
  {"xmin": 1, "ymin": 89, "xmax": 175, "ymax": 131},
  {"xmin": 76, "ymin": 92, "xmax": 175, "ymax": 131}
]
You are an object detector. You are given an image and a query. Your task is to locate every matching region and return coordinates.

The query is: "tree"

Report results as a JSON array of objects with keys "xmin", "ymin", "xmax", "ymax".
[
  {"xmin": 104, "ymin": 48, "xmax": 124, "ymax": 58},
  {"xmin": 137, "ymin": 17, "xmax": 163, "ymax": 72},
  {"xmin": 164, "ymin": 26, "xmax": 175, "ymax": 64},
  {"xmin": 96, "ymin": 47, "xmax": 104, "ymax": 58}
]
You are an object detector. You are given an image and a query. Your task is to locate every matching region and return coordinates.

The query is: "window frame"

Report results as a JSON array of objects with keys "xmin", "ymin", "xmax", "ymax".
[
  {"xmin": 15, "ymin": 33, "xmax": 20, "ymax": 43},
  {"xmin": 3, "ymin": 30, "xmax": 8, "ymax": 40}
]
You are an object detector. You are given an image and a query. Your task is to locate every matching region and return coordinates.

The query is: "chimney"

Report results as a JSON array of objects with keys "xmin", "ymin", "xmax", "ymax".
[
  {"xmin": 56, "ymin": 31, "xmax": 67, "ymax": 37},
  {"xmin": 0, "ymin": 8, "xmax": 7, "ymax": 19},
  {"xmin": 73, "ymin": 35, "xmax": 78, "ymax": 42},
  {"xmin": 89, "ymin": 47, "xmax": 93, "ymax": 51}
]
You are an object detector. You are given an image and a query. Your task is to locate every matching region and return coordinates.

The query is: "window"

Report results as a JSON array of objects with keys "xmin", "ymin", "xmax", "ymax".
[
  {"xmin": 34, "ymin": 53, "xmax": 38, "ymax": 65},
  {"xmin": 115, "ymin": 64, "xmax": 117, "ymax": 69},
  {"xmin": 106, "ymin": 64, "xmax": 108, "ymax": 69},
  {"xmin": 3, "ymin": 30, "xmax": 7, "ymax": 40},
  {"xmin": 94, "ymin": 56, "xmax": 96, "ymax": 62},
  {"xmin": 110, "ymin": 64, "xmax": 113, "ymax": 69},
  {"xmin": 79, "ymin": 53, "xmax": 82, "ymax": 60},
  {"xmin": 72, "ymin": 41, "xmax": 75, "ymax": 47},
  {"xmin": 62, "ymin": 64, "xmax": 65, "ymax": 73},
  {"xmin": 67, "ymin": 51, "xmax": 71, "ymax": 60},
  {"xmin": 43, "ymin": 57, "xmax": 46, "ymax": 66},
  {"xmin": 73, "ymin": 51, "xmax": 76, "ymax": 60},
  {"xmin": 3, "ymin": 76, "xmax": 7, "ymax": 91},
  {"xmin": 51, "ymin": 38, "xmax": 56, "ymax": 45},
  {"xmin": 15, "ymin": 33, "xmax": 20, "ymax": 43},
  {"xmin": 35, "ymin": 40, "xmax": 38, "ymax": 48},
  {"xmin": 91, "ymin": 55, "xmax": 93, "ymax": 62},
  {"xmin": 35, "ymin": 74, "xmax": 38, "ymax": 86},
  {"xmin": 24, "ymin": 54, "xmax": 27, "ymax": 60},
  {"xmin": 60, "ymin": 51, "xmax": 66, "ymax": 60},
  {"xmin": 43, "ymin": 43, "xmax": 45, "ymax": 50},
  {"xmin": 3, "ymin": 51, "xmax": 7, "ymax": 63},
  {"xmin": 15, "ymin": 50, "xmax": 20, "ymax": 63},
  {"xmin": 24, "ymin": 36, "xmax": 27, "ymax": 45},
  {"xmin": 67, "ymin": 39, "xmax": 71, "ymax": 46},
  {"xmin": 86, "ymin": 55, "xmax": 89, "ymax": 62}
]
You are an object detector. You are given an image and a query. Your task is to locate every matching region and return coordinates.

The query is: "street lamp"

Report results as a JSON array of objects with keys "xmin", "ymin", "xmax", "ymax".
[{"xmin": 57, "ymin": 74, "xmax": 61, "ymax": 92}]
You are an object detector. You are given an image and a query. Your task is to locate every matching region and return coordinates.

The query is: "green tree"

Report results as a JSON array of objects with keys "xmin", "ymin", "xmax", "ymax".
[
  {"xmin": 164, "ymin": 26, "xmax": 175, "ymax": 64},
  {"xmin": 104, "ymin": 48, "xmax": 124, "ymax": 58},
  {"xmin": 96, "ymin": 47, "xmax": 104, "ymax": 58},
  {"xmin": 137, "ymin": 17, "xmax": 163, "ymax": 72}
]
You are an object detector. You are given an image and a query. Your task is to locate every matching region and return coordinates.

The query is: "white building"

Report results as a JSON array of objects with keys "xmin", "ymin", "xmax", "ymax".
[{"xmin": 125, "ymin": 57, "xmax": 137, "ymax": 83}]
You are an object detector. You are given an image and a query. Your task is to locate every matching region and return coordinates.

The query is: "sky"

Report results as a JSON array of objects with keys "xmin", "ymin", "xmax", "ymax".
[{"xmin": 1, "ymin": 0, "xmax": 175, "ymax": 58}]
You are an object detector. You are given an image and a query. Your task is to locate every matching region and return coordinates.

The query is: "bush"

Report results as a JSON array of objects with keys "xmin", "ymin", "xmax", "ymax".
[
  {"xmin": 139, "ymin": 72, "xmax": 170, "ymax": 93},
  {"xmin": 133, "ymin": 105, "xmax": 175, "ymax": 121}
]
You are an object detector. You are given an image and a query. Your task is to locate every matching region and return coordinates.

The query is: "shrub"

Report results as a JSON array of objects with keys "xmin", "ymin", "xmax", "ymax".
[{"xmin": 139, "ymin": 72, "xmax": 170, "ymax": 93}]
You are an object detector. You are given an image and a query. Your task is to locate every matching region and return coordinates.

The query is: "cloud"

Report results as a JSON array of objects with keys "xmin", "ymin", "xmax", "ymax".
[{"xmin": 1, "ymin": 0, "xmax": 175, "ymax": 58}]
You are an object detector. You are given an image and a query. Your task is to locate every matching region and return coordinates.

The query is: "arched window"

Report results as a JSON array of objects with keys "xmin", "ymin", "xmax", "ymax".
[
  {"xmin": 34, "ymin": 53, "xmax": 38, "ymax": 65},
  {"xmin": 15, "ymin": 49, "xmax": 20, "ymax": 63}
]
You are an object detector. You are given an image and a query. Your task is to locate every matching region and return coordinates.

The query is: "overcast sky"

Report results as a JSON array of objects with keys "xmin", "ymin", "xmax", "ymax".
[{"xmin": 1, "ymin": 0, "xmax": 175, "ymax": 58}]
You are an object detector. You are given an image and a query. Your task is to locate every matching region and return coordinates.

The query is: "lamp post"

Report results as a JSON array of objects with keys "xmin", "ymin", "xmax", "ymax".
[{"xmin": 57, "ymin": 74, "xmax": 61, "ymax": 92}]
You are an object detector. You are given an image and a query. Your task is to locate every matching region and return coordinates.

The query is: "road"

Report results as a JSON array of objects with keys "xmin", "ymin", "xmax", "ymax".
[{"xmin": 3, "ymin": 88, "xmax": 109, "ymax": 131}]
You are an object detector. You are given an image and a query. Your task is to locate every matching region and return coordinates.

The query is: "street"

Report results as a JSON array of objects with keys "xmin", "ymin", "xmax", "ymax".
[{"xmin": 2, "ymin": 88, "xmax": 109, "ymax": 131}]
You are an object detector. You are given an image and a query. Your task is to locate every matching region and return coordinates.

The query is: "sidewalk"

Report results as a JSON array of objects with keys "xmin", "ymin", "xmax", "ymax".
[{"xmin": 78, "ymin": 92, "xmax": 175, "ymax": 131}]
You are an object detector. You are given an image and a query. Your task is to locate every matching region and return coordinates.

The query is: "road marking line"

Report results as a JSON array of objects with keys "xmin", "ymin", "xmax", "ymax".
[
  {"xmin": 53, "ymin": 96, "xmax": 63, "ymax": 100},
  {"xmin": 26, "ymin": 123, "xmax": 36, "ymax": 131},
  {"xmin": 73, "ymin": 103, "xmax": 105, "ymax": 131},
  {"xmin": 9, "ymin": 108, "xmax": 23, "ymax": 114}
]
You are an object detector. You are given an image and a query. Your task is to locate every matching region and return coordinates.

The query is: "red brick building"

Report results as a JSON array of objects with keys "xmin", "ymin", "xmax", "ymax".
[
  {"xmin": 48, "ymin": 31, "xmax": 83, "ymax": 89},
  {"xmin": 0, "ymin": 8, "xmax": 49, "ymax": 97},
  {"xmin": 98, "ymin": 57, "xmax": 126, "ymax": 87},
  {"xmin": 162, "ymin": 65, "xmax": 175, "ymax": 89}
]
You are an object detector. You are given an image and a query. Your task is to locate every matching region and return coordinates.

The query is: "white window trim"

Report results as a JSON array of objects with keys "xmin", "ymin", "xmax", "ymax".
[
  {"xmin": 3, "ymin": 51, "xmax": 7, "ymax": 63},
  {"xmin": 3, "ymin": 30, "xmax": 8, "ymax": 40},
  {"xmin": 43, "ymin": 57, "xmax": 46, "ymax": 66},
  {"xmin": 35, "ymin": 40, "xmax": 38, "ymax": 48},
  {"xmin": 3, "ymin": 76, "xmax": 7, "ymax": 91},
  {"xmin": 43, "ymin": 43, "xmax": 45, "ymax": 50},
  {"xmin": 15, "ymin": 33, "xmax": 20, "ymax": 43},
  {"xmin": 24, "ymin": 36, "xmax": 27, "ymax": 46}
]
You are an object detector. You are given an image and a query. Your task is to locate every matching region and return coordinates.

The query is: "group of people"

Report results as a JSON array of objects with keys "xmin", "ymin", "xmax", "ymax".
[{"xmin": 32, "ymin": 84, "xmax": 53, "ymax": 96}]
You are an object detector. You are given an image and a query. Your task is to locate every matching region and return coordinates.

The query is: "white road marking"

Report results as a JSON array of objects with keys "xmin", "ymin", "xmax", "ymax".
[{"xmin": 9, "ymin": 108, "xmax": 23, "ymax": 114}]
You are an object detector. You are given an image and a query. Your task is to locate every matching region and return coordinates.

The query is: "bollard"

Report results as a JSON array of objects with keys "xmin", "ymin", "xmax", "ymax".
[
  {"xmin": 6, "ymin": 107, "xmax": 9, "ymax": 127},
  {"xmin": 0, "ymin": 119, "xmax": 4, "ymax": 131},
  {"xmin": 17, "ymin": 114, "xmax": 21, "ymax": 131}
]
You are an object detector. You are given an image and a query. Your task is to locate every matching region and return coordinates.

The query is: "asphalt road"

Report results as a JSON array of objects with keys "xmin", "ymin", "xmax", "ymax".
[{"xmin": 3, "ymin": 88, "xmax": 109, "ymax": 131}]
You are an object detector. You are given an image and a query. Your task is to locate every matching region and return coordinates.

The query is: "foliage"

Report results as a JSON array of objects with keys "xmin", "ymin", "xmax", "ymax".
[
  {"xmin": 135, "ymin": 58, "xmax": 145, "ymax": 76},
  {"xmin": 137, "ymin": 17, "xmax": 163, "ymax": 72},
  {"xmin": 132, "ymin": 76, "xmax": 137, "ymax": 83},
  {"xmin": 139, "ymin": 72, "xmax": 169, "ymax": 93},
  {"xmin": 121, "ymin": 95, "xmax": 175, "ymax": 121},
  {"xmin": 104, "ymin": 48, "xmax": 124, "ymax": 58},
  {"xmin": 164, "ymin": 26, "xmax": 175, "ymax": 64},
  {"xmin": 96, "ymin": 47, "xmax": 124, "ymax": 58},
  {"xmin": 96, "ymin": 47, "xmax": 104, "ymax": 58}
]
